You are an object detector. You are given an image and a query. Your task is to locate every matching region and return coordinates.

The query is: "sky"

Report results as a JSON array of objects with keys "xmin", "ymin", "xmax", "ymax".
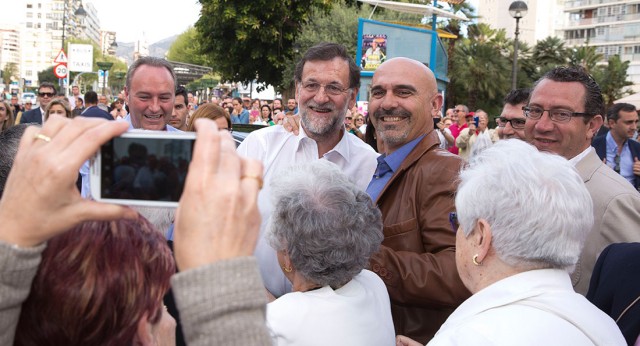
[
  {"xmin": 90, "ymin": 0, "xmax": 202, "ymax": 43},
  {"xmin": 0, "ymin": 0, "xmax": 476, "ymax": 44},
  {"xmin": 0, "ymin": 0, "xmax": 202, "ymax": 44}
]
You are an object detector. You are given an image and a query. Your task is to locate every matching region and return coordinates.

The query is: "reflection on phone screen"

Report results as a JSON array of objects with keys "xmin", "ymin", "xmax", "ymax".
[{"xmin": 101, "ymin": 137, "xmax": 194, "ymax": 202}]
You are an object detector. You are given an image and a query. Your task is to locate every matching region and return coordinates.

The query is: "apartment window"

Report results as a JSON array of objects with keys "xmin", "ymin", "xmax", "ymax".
[
  {"xmin": 26, "ymin": 22, "xmax": 32, "ymax": 28},
  {"xmin": 26, "ymin": 70, "xmax": 32, "ymax": 77},
  {"xmin": 37, "ymin": 13, "xmax": 41, "ymax": 19},
  {"xmin": 26, "ymin": 4, "xmax": 32, "ymax": 8},
  {"xmin": 26, "ymin": 12, "xmax": 33, "ymax": 18},
  {"xmin": 625, "ymin": 46, "xmax": 633, "ymax": 54},
  {"xmin": 35, "ymin": 23, "xmax": 41, "ymax": 29},
  {"xmin": 635, "ymin": 46, "xmax": 640, "ymax": 54}
]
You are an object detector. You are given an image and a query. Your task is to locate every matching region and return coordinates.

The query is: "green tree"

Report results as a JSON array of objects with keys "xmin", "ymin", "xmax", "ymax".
[
  {"xmin": 280, "ymin": 1, "xmax": 368, "ymax": 95},
  {"xmin": 439, "ymin": 0, "xmax": 477, "ymax": 108},
  {"xmin": 569, "ymin": 45, "xmax": 603, "ymax": 74},
  {"xmin": 166, "ymin": 27, "xmax": 213, "ymax": 67},
  {"xmin": 451, "ymin": 23, "xmax": 511, "ymax": 114},
  {"xmin": 594, "ymin": 55, "xmax": 633, "ymax": 107},
  {"xmin": 2, "ymin": 63, "xmax": 18, "ymax": 86},
  {"xmin": 37, "ymin": 66, "xmax": 58, "ymax": 86},
  {"xmin": 531, "ymin": 36, "xmax": 569, "ymax": 80},
  {"xmin": 195, "ymin": 0, "xmax": 334, "ymax": 89}
]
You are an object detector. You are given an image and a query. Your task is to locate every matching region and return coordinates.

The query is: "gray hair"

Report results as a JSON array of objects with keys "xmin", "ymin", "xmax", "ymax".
[
  {"xmin": 268, "ymin": 160, "xmax": 383, "ymax": 288},
  {"xmin": 456, "ymin": 139, "xmax": 593, "ymax": 271},
  {"xmin": 126, "ymin": 56, "xmax": 177, "ymax": 91},
  {"xmin": 0, "ymin": 124, "xmax": 28, "ymax": 198},
  {"xmin": 130, "ymin": 206, "xmax": 175, "ymax": 237}
]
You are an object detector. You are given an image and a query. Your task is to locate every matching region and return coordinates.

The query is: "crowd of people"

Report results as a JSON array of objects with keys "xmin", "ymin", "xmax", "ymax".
[{"xmin": 0, "ymin": 41, "xmax": 639, "ymax": 346}]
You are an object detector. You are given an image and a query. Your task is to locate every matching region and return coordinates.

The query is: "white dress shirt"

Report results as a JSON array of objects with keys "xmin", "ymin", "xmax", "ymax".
[
  {"xmin": 237, "ymin": 125, "xmax": 379, "ymax": 296},
  {"xmin": 428, "ymin": 269, "xmax": 625, "ymax": 345},
  {"xmin": 266, "ymin": 270, "xmax": 396, "ymax": 346}
]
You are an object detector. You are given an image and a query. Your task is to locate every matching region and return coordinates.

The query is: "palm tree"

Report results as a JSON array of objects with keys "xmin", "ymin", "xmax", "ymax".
[
  {"xmin": 594, "ymin": 55, "xmax": 633, "ymax": 107},
  {"xmin": 454, "ymin": 23, "xmax": 511, "ymax": 111},
  {"xmin": 569, "ymin": 45, "xmax": 603, "ymax": 74},
  {"xmin": 532, "ymin": 36, "xmax": 570, "ymax": 80}
]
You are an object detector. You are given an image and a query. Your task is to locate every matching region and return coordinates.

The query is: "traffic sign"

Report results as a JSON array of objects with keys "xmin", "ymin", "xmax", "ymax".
[
  {"xmin": 54, "ymin": 63, "xmax": 68, "ymax": 79},
  {"xmin": 54, "ymin": 49, "xmax": 68, "ymax": 64}
]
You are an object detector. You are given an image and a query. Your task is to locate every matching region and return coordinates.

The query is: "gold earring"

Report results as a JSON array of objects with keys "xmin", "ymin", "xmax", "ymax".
[
  {"xmin": 472, "ymin": 254, "xmax": 482, "ymax": 266},
  {"xmin": 282, "ymin": 266, "xmax": 292, "ymax": 273}
]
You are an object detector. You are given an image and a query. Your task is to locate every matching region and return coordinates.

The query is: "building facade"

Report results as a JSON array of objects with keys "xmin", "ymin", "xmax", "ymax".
[
  {"xmin": 0, "ymin": 27, "xmax": 21, "ymax": 81},
  {"xmin": 20, "ymin": 0, "xmax": 101, "ymax": 86},
  {"xmin": 476, "ymin": 0, "xmax": 563, "ymax": 47},
  {"xmin": 562, "ymin": 0, "xmax": 640, "ymax": 92}
]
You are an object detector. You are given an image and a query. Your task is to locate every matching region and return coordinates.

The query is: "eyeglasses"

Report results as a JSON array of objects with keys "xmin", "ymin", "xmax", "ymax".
[
  {"xmin": 300, "ymin": 82, "xmax": 349, "ymax": 96},
  {"xmin": 455, "ymin": 109, "xmax": 465, "ymax": 113},
  {"xmin": 345, "ymin": 117, "xmax": 353, "ymax": 120},
  {"xmin": 523, "ymin": 106, "xmax": 592, "ymax": 123},
  {"xmin": 355, "ymin": 118, "xmax": 364, "ymax": 122},
  {"xmin": 449, "ymin": 212, "xmax": 459, "ymax": 232},
  {"xmin": 38, "ymin": 92, "xmax": 55, "ymax": 98},
  {"xmin": 497, "ymin": 117, "xmax": 526, "ymax": 129}
]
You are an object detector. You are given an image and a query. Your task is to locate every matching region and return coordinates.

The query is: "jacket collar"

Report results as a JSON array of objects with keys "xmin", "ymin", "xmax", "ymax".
[{"xmin": 375, "ymin": 129, "xmax": 439, "ymax": 203}]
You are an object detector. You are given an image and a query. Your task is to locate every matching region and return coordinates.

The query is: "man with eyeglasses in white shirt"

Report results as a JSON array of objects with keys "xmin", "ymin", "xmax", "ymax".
[
  {"xmin": 524, "ymin": 66, "xmax": 640, "ymax": 295},
  {"xmin": 496, "ymin": 88, "xmax": 529, "ymax": 140},
  {"xmin": 237, "ymin": 43, "xmax": 378, "ymax": 298}
]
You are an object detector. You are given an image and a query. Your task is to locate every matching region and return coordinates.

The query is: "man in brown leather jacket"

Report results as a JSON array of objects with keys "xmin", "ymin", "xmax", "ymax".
[{"xmin": 366, "ymin": 57, "xmax": 470, "ymax": 343}]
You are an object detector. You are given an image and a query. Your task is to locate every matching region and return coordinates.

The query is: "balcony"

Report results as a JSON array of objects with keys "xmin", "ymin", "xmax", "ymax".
[
  {"xmin": 566, "ymin": 12, "xmax": 640, "ymax": 27},
  {"xmin": 565, "ymin": 0, "xmax": 633, "ymax": 10},
  {"xmin": 621, "ymin": 54, "xmax": 640, "ymax": 62}
]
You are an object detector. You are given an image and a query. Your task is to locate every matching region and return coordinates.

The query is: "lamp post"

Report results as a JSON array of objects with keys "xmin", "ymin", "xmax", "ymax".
[
  {"xmin": 96, "ymin": 61, "xmax": 114, "ymax": 98},
  {"xmin": 61, "ymin": 0, "xmax": 87, "ymax": 50},
  {"xmin": 509, "ymin": 1, "xmax": 528, "ymax": 90}
]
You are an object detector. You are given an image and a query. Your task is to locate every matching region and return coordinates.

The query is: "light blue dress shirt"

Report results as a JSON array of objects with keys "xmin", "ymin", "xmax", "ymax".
[
  {"xmin": 366, "ymin": 135, "xmax": 425, "ymax": 203},
  {"xmin": 605, "ymin": 132, "xmax": 634, "ymax": 186}
]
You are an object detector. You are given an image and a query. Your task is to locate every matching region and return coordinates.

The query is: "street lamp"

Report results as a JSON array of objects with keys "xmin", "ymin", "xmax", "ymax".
[
  {"xmin": 61, "ymin": 0, "xmax": 87, "ymax": 50},
  {"xmin": 509, "ymin": 1, "xmax": 528, "ymax": 90},
  {"xmin": 97, "ymin": 61, "xmax": 114, "ymax": 98}
]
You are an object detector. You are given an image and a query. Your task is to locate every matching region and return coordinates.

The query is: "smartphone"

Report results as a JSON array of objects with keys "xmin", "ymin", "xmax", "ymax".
[
  {"xmin": 90, "ymin": 131, "xmax": 196, "ymax": 208},
  {"xmin": 473, "ymin": 116, "xmax": 479, "ymax": 127},
  {"xmin": 433, "ymin": 118, "xmax": 441, "ymax": 129}
]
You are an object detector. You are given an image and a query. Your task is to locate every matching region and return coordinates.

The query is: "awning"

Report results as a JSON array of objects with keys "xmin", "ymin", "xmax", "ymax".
[
  {"xmin": 613, "ymin": 92, "xmax": 640, "ymax": 108},
  {"xmin": 358, "ymin": 0, "xmax": 470, "ymax": 21}
]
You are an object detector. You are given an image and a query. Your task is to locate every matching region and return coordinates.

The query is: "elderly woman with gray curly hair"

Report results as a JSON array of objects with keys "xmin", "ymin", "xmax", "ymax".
[{"xmin": 265, "ymin": 160, "xmax": 395, "ymax": 345}]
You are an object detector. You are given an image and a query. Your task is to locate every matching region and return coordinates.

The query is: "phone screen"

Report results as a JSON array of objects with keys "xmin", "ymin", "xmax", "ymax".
[
  {"xmin": 473, "ymin": 116, "xmax": 479, "ymax": 127},
  {"xmin": 433, "ymin": 118, "xmax": 441, "ymax": 129},
  {"xmin": 100, "ymin": 136, "xmax": 194, "ymax": 202}
]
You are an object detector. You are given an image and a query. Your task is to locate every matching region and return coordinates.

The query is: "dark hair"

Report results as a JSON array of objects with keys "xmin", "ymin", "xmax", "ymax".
[
  {"xmin": 15, "ymin": 217, "xmax": 175, "ymax": 345},
  {"xmin": 175, "ymin": 86, "xmax": 188, "ymax": 107},
  {"xmin": 232, "ymin": 97, "xmax": 242, "ymax": 105},
  {"xmin": 294, "ymin": 42, "xmax": 360, "ymax": 89},
  {"xmin": 503, "ymin": 88, "xmax": 530, "ymax": 106},
  {"xmin": 534, "ymin": 66, "xmax": 604, "ymax": 123},
  {"xmin": 126, "ymin": 56, "xmax": 176, "ymax": 91},
  {"xmin": 38, "ymin": 82, "xmax": 57, "ymax": 95},
  {"xmin": 0, "ymin": 124, "xmax": 27, "ymax": 198},
  {"xmin": 364, "ymin": 117, "xmax": 378, "ymax": 152},
  {"xmin": 607, "ymin": 103, "xmax": 637, "ymax": 122},
  {"xmin": 260, "ymin": 104, "xmax": 273, "ymax": 121},
  {"xmin": 84, "ymin": 90, "xmax": 98, "ymax": 105}
]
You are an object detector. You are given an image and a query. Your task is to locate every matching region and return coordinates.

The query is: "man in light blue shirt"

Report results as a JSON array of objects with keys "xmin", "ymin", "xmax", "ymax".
[
  {"xmin": 593, "ymin": 102, "xmax": 640, "ymax": 189},
  {"xmin": 80, "ymin": 57, "xmax": 181, "ymax": 197}
]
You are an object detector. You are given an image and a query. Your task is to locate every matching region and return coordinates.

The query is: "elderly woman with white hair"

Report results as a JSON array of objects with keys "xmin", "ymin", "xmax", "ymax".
[
  {"xmin": 266, "ymin": 160, "xmax": 395, "ymax": 345},
  {"xmin": 398, "ymin": 139, "xmax": 625, "ymax": 346}
]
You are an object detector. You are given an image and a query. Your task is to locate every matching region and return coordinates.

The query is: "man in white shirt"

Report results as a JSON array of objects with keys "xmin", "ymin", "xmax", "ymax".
[
  {"xmin": 524, "ymin": 66, "xmax": 640, "ymax": 295},
  {"xmin": 237, "ymin": 43, "xmax": 378, "ymax": 297}
]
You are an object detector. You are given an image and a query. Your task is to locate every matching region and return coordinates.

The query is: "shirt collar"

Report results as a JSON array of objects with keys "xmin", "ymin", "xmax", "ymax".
[
  {"xmin": 296, "ymin": 125, "xmax": 351, "ymax": 161},
  {"xmin": 383, "ymin": 134, "xmax": 425, "ymax": 172},
  {"xmin": 605, "ymin": 131, "xmax": 627, "ymax": 152},
  {"xmin": 569, "ymin": 146, "xmax": 593, "ymax": 166}
]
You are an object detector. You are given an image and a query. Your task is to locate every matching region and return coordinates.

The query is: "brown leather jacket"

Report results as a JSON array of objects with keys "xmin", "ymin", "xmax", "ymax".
[{"xmin": 369, "ymin": 130, "xmax": 471, "ymax": 344}]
